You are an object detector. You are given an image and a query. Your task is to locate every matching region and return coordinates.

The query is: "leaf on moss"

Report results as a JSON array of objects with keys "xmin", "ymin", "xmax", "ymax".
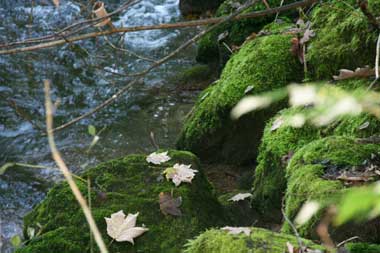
[
  {"xmin": 271, "ymin": 117, "xmax": 284, "ymax": 131},
  {"xmin": 163, "ymin": 163, "xmax": 198, "ymax": 187},
  {"xmin": 105, "ymin": 210, "xmax": 148, "ymax": 244},
  {"xmin": 333, "ymin": 67, "xmax": 375, "ymax": 81},
  {"xmin": 221, "ymin": 226, "xmax": 251, "ymax": 236},
  {"xmin": 228, "ymin": 193, "xmax": 252, "ymax": 202},
  {"xmin": 159, "ymin": 192, "xmax": 182, "ymax": 216},
  {"xmin": 146, "ymin": 151, "xmax": 171, "ymax": 165}
]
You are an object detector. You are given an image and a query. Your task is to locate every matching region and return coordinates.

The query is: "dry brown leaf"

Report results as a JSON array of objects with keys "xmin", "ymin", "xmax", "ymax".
[
  {"xmin": 159, "ymin": 192, "xmax": 182, "ymax": 217},
  {"xmin": 333, "ymin": 67, "xmax": 375, "ymax": 81},
  {"xmin": 52, "ymin": 0, "xmax": 59, "ymax": 8}
]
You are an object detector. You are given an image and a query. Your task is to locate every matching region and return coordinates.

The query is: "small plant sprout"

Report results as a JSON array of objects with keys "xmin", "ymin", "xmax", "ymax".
[
  {"xmin": 146, "ymin": 151, "xmax": 171, "ymax": 165},
  {"xmin": 163, "ymin": 163, "xmax": 198, "ymax": 187},
  {"xmin": 105, "ymin": 210, "xmax": 148, "ymax": 244}
]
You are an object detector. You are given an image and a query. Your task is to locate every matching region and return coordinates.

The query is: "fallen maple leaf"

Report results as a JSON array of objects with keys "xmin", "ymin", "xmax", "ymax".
[
  {"xmin": 159, "ymin": 192, "xmax": 182, "ymax": 216},
  {"xmin": 221, "ymin": 226, "xmax": 251, "ymax": 236},
  {"xmin": 228, "ymin": 193, "xmax": 252, "ymax": 202},
  {"xmin": 105, "ymin": 210, "xmax": 148, "ymax": 244},
  {"xmin": 163, "ymin": 163, "xmax": 198, "ymax": 187},
  {"xmin": 333, "ymin": 67, "xmax": 375, "ymax": 81},
  {"xmin": 146, "ymin": 151, "xmax": 171, "ymax": 165}
]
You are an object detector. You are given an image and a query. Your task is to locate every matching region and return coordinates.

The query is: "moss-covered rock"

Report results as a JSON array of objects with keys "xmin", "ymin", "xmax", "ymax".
[
  {"xmin": 196, "ymin": 0, "xmax": 297, "ymax": 66},
  {"xmin": 179, "ymin": 0, "xmax": 224, "ymax": 16},
  {"xmin": 307, "ymin": 0, "xmax": 380, "ymax": 79},
  {"xmin": 251, "ymin": 79, "xmax": 380, "ymax": 216},
  {"xmin": 184, "ymin": 227, "xmax": 324, "ymax": 253},
  {"xmin": 345, "ymin": 243, "xmax": 380, "ymax": 253},
  {"xmin": 17, "ymin": 151, "xmax": 227, "ymax": 253},
  {"xmin": 282, "ymin": 136, "xmax": 380, "ymax": 242},
  {"xmin": 177, "ymin": 33, "xmax": 303, "ymax": 164}
]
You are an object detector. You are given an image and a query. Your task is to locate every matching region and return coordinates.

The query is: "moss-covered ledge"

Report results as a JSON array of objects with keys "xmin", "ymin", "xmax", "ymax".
[
  {"xmin": 17, "ymin": 151, "xmax": 227, "ymax": 253},
  {"xmin": 177, "ymin": 32, "xmax": 303, "ymax": 164},
  {"xmin": 282, "ymin": 136, "xmax": 380, "ymax": 243},
  {"xmin": 307, "ymin": 0, "xmax": 380, "ymax": 79},
  {"xmin": 251, "ymin": 79, "xmax": 380, "ymax": 216},
  {"xmin": 184, "ymin": 227, "xmax": 325, "ymax": 253}
]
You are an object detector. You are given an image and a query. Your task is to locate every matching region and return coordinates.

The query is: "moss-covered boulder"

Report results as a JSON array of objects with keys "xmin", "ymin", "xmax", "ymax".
[
  {"xmin": 307, "ymin": 0, "xmax": 380, "ymax": 79},
  {"xmin": 179, "ymin": 0, "xmax": 224, "ymax": 16},
  {"xmin": 177, "ymin": 32, "xmax": 303, "ymax": 164},
  {"xmin": 345, "ymin": 243, "xmax": 380, "ymax": 253},
  {"xmin": 196, "ymin": 0, "xmax": 297, "ymax": 66},
  {"xmin": 251, "ymin": 79, "xmax": 380, "ymax": 216},
  {"xmin": 282, "ymin": 136, "xmax": 380, "ymax": 242},
  {"xmin": 17, "ymin": 151, "xmax": 227, "ymax": 253},
  {"xmin": 184, "ymin": 227, "xmax": 324, "ymax": 253}
]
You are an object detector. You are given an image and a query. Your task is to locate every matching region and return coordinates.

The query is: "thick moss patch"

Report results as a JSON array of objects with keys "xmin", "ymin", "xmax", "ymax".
[
  {"xmin": 184, "ymin": 227, "xmax": 324, "ymax": 253},
  {"xmin": 251, "ymin": 80, "xmax": 380, "ymax": 216},
  {"xmin": 17, "ymin": 151, "xmax": 226, "ymax": 253},
  {"xmin": 345, "ymin": 243, "xmax": 380, "ymax": 253},
  {"xmin": 307, "ymin": 0, "xmax": 380, "ymax": 79},
  {"xmin": 177, "ymin": 33, "xmax": 303, "ymax": 164},
  {"xmin": 196, "ymin": 0, "xmax": 297, "ymax": 65},
  {"xmin": 282, "ymin": 136, "xmax": 380, "ymax": 242}
]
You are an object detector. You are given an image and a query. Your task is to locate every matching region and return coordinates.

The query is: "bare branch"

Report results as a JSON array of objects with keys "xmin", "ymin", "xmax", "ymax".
[
  {"xmin": 0, "ymin": 0, "xmax": 318, "ymax": 55},
  {"xmin": 50, "ymin": 0, "xmax": 270, "ymax": 132},
  {"xmin": 44, "ymin": 80, "xmax": 108, "ymax": 253}
]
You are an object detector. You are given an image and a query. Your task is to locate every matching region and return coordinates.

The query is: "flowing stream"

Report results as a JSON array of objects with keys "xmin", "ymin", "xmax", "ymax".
[{"xmin": 0, "ymin": 1, "xmax": 199, "ymax": 252}]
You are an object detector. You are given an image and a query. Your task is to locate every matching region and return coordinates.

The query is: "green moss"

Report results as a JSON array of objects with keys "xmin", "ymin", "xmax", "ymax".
[
  {"xmin": 251, "ymin": 79, "xmax": 380, "ymax": 215},
  {"xmin": 177, "ymin": 33, "xmax": 303, "ymax": 163},
  {"xmin": 184, "ymin": 227, "xmax": 324, "ymax": 253},
  {"xmin": 17, "ymin": 151, "xmax": 227, "ymax": 253},
  {"xmin": 196, "ymin": 0, "xmax": 297, "ymax": 65},
  {"xmin": 345, "ymin": 243, "xmax": 380, "ymax": 253},
  {"xmin": 174, "ymin": 64, "xmax": 216, "ymax": 89},
  {"xmin": 307, "ymin": 0, "xmax": 380, "ymax": 79},
  {"xmin": 282, "ymin": 136, "xmax": 380, "ymax": 242}
]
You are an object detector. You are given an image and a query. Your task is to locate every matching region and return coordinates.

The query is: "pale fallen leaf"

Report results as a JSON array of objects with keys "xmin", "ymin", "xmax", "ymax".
[
  {"xmin": 146, "ymin": 151, "xmax": 171, "ymax": 165},
  {"xmin": 163, "ymin": 163, "xmax": 198, "ymax": 187},
  {"xmin": 221, "ymin": 226, "xmax": 251, "ymax": 236},
  {"xmin": 358, "ymin": 121, "xmax": 370, "ymax": 130},
  {"xmin": 244, "ymin": 85, "xmax": 254, "ymax": 94},
  {"xmin": 294, "ymin": 201, "xmax": 320, "ymax": 226},
  {"xmin": 228, "ymin": 193, "xmax": 252, "ymax": 202},
  {"xmin": 159, "ymin": 192, "xmax": 182, "ymax": 216},
  {"xmin": 105, "ymin": 210, "xmax": 148, "ymax": 244},
  {"xmin": 271, "ymin": 117, "xmax": 284, "ymax": 131}
]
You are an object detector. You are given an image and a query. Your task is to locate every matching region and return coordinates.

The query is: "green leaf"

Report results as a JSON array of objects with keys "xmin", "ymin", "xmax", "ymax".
[
  {"xmin": 335, "ymin": 184, "xmax": 380, "ymax": 226},
  {"xmin": 10, "ymin": 235, "xmax": 22, "ymax": 248},
  {"xmin": 88, "ymin": 125, "xmax": 96, "ymax": 136},
  {"xmin": 0, "ymin": 162, "xmax": 15, "ymax": 175}
]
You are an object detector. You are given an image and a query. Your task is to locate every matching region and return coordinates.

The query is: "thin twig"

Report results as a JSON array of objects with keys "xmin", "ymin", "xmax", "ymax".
[
  {"xmin": 50, "ymin": 0, "xmax": 265, "ymax": 132},
  {"xmin": 281, "ymin": 205, "xmax": 305, "ymax": 253},
  {"xmin": 0, "ymin": 0, "xmax": 318, "ymax": 55},
  {"xmin": 44, "ymin": 80, "xmax": 108, "ymax": 253},
  {"xmin": 368, "ymin": 32, "xmax": 380, "ymax": 90},
  {"xmin": 336, "ymin": 236, "xmax": 360, "ymax": 247}
]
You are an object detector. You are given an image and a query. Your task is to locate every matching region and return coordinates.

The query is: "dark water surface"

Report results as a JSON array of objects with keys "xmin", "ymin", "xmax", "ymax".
[{"xmin": 0, "ymin": 1, "xmax": 198, "ymax": 251}]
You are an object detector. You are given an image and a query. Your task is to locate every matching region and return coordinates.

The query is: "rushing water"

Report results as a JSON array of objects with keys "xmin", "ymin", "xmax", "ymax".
[{"xmin": 0, "ymin": 1, "xmax": 199, "ymax": 251}]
